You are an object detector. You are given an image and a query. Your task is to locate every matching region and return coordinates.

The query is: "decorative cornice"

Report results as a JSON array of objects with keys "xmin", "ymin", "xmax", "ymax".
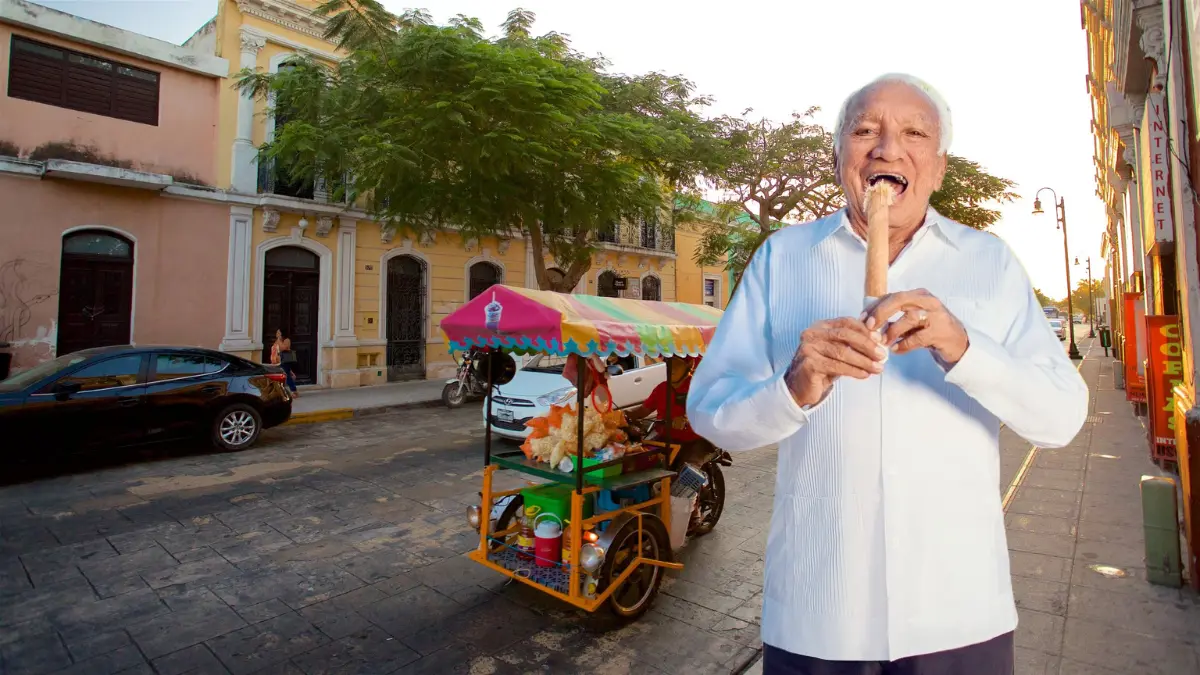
[
  {"xmin": 236, "ymin": 0, "xmax": 328, "ymax": 41},
  {"xmin": 262, "ymin": 207, "xmax": 280, "ymax": 232},
  {"xmin": 315, "ymin": 215, "xmax": 334, "ymax": 237},
  {"xmin": 419, "ymin": 232, "xmax": 436, "ymax": 247},
  {"xmin": 1135, "ymin": 6, "xmax": 1167, "ymax": 86},
  {"xmin": 381, "ymin": 227, "xmax": 394, "ymax": 244},
  {"xmin": 239, "ymin": 28, "xmax": 266, "ymax": 55},
  {"xmin": 497, "ymin": 238, "xmax": 511, "ymax": 255},
  {"xmin": 463, "ymin": 237, "xmax": 478, "ymax": 252}
]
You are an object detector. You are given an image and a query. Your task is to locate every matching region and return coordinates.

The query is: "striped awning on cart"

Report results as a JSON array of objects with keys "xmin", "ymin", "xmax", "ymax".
[{"xmin": 440, "ymin": 285, "xmax": 724, "ymax": 358}]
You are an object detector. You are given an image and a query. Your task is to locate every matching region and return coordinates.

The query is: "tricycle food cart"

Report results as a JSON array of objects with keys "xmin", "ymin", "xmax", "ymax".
[{"xmin": 440, "ymin": 285, "xmax": 726, "ymax": 619}]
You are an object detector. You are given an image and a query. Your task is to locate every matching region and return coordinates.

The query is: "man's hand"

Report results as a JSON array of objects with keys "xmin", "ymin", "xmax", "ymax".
[
  {"xmin": 864, "ymin": 289, "xmax": 969, "ymax": 365},
  {"xmin": 785, "ymin": 317, "xmax": 888, "ymax": 408}
]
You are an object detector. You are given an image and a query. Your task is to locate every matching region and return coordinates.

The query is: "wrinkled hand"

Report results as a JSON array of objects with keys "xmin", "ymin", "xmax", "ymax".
[
  {"xmin": 785, "ymin": 318, "xmax": 888, "ymax": 408},
  {"xmin": 864, "ymin": 289, "xmax": 969, "ymax": 365}
]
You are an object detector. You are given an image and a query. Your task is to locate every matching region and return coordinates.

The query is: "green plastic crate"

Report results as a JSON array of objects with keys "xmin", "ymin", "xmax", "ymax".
[
  {"xmin": 581, "ymin": 456, "xmax": 623, "ymax": 482},
  {"xmin": 521, "ymin": 484, "xmax": 595, "ymax": 523}
]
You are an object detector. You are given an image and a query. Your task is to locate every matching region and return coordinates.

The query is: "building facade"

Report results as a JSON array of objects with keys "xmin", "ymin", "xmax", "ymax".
[
  {"xmin": 0, "ymin": 0, "xmax": 731, "ymax": 384},
  {"xmin": 0, "ymin": 0, "xmax": 231, "ymax": 373},
  {"xmin": 1083, "ymin": 0, "xmax": 1200, "ymax": 581}
]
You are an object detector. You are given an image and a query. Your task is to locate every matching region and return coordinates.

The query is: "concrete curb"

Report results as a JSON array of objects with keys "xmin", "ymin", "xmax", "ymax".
[{"xmin": 283, "ymin": 398, "xmax": 455, "ymax": 426}]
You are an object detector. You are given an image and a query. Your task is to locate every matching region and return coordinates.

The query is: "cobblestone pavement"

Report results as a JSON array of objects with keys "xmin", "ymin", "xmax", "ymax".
[{"xmin": 0, "ymin": 407, "xmax": 767, "ymax": 675}]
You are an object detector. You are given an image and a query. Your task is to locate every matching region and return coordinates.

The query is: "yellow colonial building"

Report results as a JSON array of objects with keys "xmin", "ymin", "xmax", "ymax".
[{"xmin": 178, "ymin": 0, "xmax": 729, "ymax": 388}]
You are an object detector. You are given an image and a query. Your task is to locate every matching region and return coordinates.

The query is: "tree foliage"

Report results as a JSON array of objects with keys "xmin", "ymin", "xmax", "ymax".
[
  {"xmin": 689, "ymin": 108, "xmax": 1019, "ymax": 282},
  {"xmin": 238, "ymin": 0, "xmax": 728, "ymax": 292}
]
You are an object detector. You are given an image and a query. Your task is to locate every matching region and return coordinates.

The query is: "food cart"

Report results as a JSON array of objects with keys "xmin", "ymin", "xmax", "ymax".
[{"xmin": 440, "ymin": 285, "xmax": 725, "ymax": 619}]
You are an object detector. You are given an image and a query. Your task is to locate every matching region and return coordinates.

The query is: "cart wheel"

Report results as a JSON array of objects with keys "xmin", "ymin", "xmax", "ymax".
[
  {"xmin": 598, "ymin": 515, "xmax": 670, "ymax": 620},
  {"xmin": 489, "ymin": 494, "xmax": 524, "ymax": 552},
  {"xmin": 689, "ymin": 462, "xmax": 726, "ymax": 537}
]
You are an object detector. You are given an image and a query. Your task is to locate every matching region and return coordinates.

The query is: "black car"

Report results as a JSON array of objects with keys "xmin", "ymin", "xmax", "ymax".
[{"xmin": 0, "ymin": 346, "xmax": 292, "ymax": 455}]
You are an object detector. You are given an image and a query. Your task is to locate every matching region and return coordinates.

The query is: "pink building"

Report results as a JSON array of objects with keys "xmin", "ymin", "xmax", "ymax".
[{"xmin": 0, "ymin": 0, "xmax": 231, "ymax": 374}]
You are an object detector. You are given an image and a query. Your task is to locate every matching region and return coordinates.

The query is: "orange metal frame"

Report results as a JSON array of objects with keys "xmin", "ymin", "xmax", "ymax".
[{"xmin": 470, "ymin": 454, "xmax": 686, "ymax": 612}]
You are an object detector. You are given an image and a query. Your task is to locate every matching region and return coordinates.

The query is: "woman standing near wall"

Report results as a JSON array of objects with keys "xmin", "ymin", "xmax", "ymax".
[{"xmin": 271, "ymin": 329, "xmax": 299, "ymax": 397}]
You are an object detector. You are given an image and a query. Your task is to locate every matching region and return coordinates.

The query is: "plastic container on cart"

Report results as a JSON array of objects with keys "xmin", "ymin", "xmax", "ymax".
[
  {"xmin": 521, "ymin": 484, "xmax": 594, "ymax": 523},
  {"xmin": 579, "ymin": 455, "xmax": 623, "ymax": 481}
]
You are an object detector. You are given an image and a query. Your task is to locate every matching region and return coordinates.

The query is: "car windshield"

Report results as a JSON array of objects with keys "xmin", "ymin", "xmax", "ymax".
[
  {"xmin": 523, "ymin": 355, "xmax": 569, "ymax": 374},
  {"xmin": 0, "ymin": 353, "xmax": 90, "ymax": 391}
]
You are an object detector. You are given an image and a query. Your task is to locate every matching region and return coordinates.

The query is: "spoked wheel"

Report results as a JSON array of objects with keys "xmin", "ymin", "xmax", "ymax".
[
  {"xmin": 442, "ymin": 382, "xmax": 466, "ymax": 408},
  {"xmin": 212, "ymin": 404, "xmax": 261, "ymax": 451},
  {"xmin": 689, "ymin": 462, "xmax": 726, "ymax": 537},
  {"xmin": 598, "ymin": 515, "xmax": 670, "ymax": 620},
  {"xmin": 487, "ymin": 494, "xmax": 523, "ymax": 552}
]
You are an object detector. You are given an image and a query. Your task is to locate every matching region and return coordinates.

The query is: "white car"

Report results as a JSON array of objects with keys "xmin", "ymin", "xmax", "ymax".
[
  {"xmin": 483, "ymin": 353, "xmax": 665, "ymax": 440},
  {"xmin": 1049, "ymin": 318, "xmax": 1065, "ymax": 340}
]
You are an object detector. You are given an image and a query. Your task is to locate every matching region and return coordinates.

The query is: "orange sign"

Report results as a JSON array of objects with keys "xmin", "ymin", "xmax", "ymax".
[
  {"xmin": 1124, "ymin": 293, "xmax": 1147, "ymax": 402},
  {"xmin": 1145, "ymin": 314, "xmax": 1181, "ymax": 460}
]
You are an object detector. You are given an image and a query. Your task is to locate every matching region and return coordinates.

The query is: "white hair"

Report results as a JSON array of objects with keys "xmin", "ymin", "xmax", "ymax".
[{"xmin": 832, "ymin": 73, "xmax": 953, "ymax": 155}]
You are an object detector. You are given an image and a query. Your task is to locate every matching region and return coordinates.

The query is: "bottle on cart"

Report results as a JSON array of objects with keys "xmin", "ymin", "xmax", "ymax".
[{"xmin": 516, "ymin": 506, "xmax": 537, "ymax": 560}]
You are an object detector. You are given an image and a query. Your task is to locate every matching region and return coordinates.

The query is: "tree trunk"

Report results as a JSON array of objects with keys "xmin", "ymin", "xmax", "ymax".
[{"xmin": 527, "ymin": 221, "xmax": 593, "ymax": 292}]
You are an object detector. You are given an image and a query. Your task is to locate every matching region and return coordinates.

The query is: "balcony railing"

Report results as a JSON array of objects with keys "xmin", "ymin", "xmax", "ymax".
[
  {"xmin": 257, "ymin": 157, "xmax": 314, "ymax": 200},
  {"xmin": 593, "ymin": 218, "xmax": 674, "ymax": 253},
  {"xmin": 257, "ymin": 157, "xmax": 352, "ymax": 204}
]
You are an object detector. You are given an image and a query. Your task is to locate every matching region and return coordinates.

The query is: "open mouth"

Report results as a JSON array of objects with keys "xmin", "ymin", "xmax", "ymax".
[{"xmin": 867, "ymin": 173, "xmax": 908, "ymax": 195}]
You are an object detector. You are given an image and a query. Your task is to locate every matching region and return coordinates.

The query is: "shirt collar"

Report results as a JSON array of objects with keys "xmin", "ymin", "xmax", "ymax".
[{"xmin": 811, "ymin": 207, "xmax": 963, "ymax": 251}]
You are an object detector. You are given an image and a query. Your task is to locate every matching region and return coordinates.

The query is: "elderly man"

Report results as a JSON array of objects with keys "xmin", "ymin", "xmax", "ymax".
[{"xmin": 687, "ymin": 74, "xmax": 1088, "ymax": 674}]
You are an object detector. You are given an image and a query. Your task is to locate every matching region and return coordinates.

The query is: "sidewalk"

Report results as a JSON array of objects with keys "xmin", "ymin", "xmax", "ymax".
[
  {"xmin": 743, "ymin": 339, "xmax": 1200, "ymax": 675},
  {"xmin": 287, "ymin": 379, "xmax": 449, "ymax": 424}
]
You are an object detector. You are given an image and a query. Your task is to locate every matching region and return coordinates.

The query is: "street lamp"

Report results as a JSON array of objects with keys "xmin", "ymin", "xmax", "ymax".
[
  {"xmin": 1033, "ymin": 188, "xmax": 1082, "ymax": 359},
  {"xmin": 1075, "ymin": 256, "xmax": 1095, "ymax": 338}
]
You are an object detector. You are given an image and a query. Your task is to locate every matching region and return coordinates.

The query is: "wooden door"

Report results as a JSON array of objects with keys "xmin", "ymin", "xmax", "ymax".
[
  {"xmin": 386, "ymin": 255, "xmax": 425, "ymax": 381},
  {"xmin": 57, "ymin": 231, "xmax": 134, "ymax": 356},
  {"xmin": 261, "ymin": 247, "xmax": 320, "ymax": 385}
]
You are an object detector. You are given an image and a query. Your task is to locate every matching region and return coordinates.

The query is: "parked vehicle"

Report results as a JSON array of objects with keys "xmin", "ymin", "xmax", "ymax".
[
  {"xmin": 481, "ymin": 353, "xmax": 665, "ymax": 440},
  {"xmin": 0, "ymin": 346, "xmax": 292, "ymax": 455},
  {"xmin": 442, "ymin": 349, "xmax": 491, "ymax": 408},
  {"xmin": 1049, "ymin": 318, "xmax": 1065, "ymax": 340}
]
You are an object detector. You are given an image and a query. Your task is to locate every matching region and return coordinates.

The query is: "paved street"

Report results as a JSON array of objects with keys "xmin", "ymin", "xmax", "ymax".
[{"xmin": 3, "ymin": 337, "xmax": 1195, "ymax": 675}]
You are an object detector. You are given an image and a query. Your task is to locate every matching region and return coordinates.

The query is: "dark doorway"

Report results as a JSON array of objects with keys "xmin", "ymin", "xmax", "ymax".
[
  {"xmin": 598, "ymin": 271, "xmax": 619, "ymax": 298},
  {"xmin": 262, "ymin": 246, "xmax": 320, "ymax": 385},
  {"xmin": 468, "ymin": 261, "xmax": 501, "ymax": 301},
  {"xmin": 57, "ymin": 231, "xmax": 134, "ymax": 356},
  {"xmin": 386, "ymin": 255, "xmax": 426, "ymax": 381},
  {"xmin": 641, "ymin": 275, "xmax": 661, "ymax": 301}
]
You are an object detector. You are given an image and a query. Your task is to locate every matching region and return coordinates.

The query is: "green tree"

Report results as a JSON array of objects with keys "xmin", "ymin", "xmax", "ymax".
[
  {"xmin": 1068, "ymin": 279, "xmax": 1103, "ymax": 320},
  {"xmin": 239, "ymin": 1, "xmax": 727, "ymax": 292},
  {"xmin": 690, "ymin": 109, "xmax": 1019, "ymax": 282},
  {"xmin": 1033, "ymin": 287, "xmax": 1056, "ymax": 309}
]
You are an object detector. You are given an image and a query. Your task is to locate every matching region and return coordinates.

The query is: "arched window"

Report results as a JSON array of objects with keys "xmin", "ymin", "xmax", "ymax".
[
  {"xmin": 265, "ymin": 246, "xmax": 318, "ymax": 270},
  {"xmin": 545, "ymin": 267, "xmax": 566, "ymax": 289},
  {"xmin": 641, "ymin": 275, "xmax": 661, "ymax": 302},
  {"xmin": 468, "ymin": 261, "xmax": 502, "ymax": 300},
  {"xmin": 62, "ymin": 232, "xmax": 133, "ymax": 258},
  {"xmin": 597, "ymin": 270, "xmax": 619, "ymax": 298}
]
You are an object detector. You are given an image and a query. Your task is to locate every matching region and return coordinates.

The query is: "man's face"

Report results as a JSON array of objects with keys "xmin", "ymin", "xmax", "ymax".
[{"xmin": 836, "ymin": 82, "xmax": 947, "ymax": 230}]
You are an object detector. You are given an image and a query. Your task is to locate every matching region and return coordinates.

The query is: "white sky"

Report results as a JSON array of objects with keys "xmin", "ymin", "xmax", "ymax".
[{"xmin": 42, "ymin": 0, "xmax": 1107, "ymax": 298}]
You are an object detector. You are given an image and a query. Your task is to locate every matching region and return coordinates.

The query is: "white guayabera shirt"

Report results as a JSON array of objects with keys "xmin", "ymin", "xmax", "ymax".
[{"xmin": 687, "ymin": 208, "xmax": 1088, "ymax": 662}]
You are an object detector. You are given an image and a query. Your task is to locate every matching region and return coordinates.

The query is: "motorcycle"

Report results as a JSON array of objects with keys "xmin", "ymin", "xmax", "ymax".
[
  {"xmin": 628, "ymin": 419, "xmax": 730, "ymax": 536},
  {"xmin": 441, "ymin": 349, "xmax": 490, "ymax": 408}
]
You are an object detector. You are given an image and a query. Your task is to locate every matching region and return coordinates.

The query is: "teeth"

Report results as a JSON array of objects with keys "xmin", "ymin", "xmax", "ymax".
[{"xmin": 868, "ymin": 173, "xmax": 908, "ymax": 186}]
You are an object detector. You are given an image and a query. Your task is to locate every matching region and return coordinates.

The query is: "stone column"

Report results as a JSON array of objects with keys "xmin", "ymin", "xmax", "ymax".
[
  {"xmin": 231, "ymin": 30, "xmax": 266, "ymax": 194},
  {"xmin": 334, "ymin": 219, "xmax": 358, "ymax": 345},
  {"xmin": 221, "ymin": 206, "xmax": 256, "ymax": 352}
]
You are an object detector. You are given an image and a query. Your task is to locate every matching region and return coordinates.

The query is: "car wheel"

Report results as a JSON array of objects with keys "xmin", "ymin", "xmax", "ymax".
[{"xmin": 213, "ymin": 403, "xmax": 261, "ymax": 451}]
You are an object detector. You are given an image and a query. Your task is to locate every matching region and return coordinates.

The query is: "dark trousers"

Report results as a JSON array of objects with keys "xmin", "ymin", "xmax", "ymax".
[
  {"xmin": 280, "ymin": 362, "xmax": 298, "ymax": 392},
  {"xmin": 763, "ymin": 632, "xmax": 1014, "ymax": 675}
]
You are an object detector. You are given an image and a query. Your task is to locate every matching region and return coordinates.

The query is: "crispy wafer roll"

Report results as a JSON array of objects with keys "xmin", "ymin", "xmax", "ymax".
[{"xmin": 863, "ymin": 182, "xmax": 895, "ymax": 300}]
